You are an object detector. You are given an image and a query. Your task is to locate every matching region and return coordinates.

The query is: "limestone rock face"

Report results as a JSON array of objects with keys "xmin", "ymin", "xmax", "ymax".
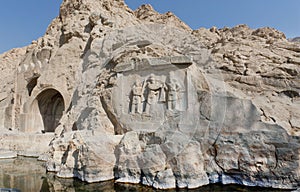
[
  {"xmin": 0, "ymin": 0, "xmax": 300, "ymax": 190},
  {"xmin": 134, "ymin": 4, "xmax": 192, "ymax": 32},
  {"xmin": 193, "ymin": 24, "xmax": 300, "ymax": 135},
  {"xmin": 290, "ymin": 37, "xmax": 300, "ymax": 42},
  {"xmin": 0, "ymin": 47, "xmax": 27, "ymax": 130}
]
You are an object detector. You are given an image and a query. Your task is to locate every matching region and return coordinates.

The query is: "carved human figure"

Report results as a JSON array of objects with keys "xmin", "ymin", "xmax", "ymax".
[
  {"xmin": 144, "ymin": 74, "xmax": 164, "ymax": 115},
  {"xmin": 166, "ymin": 79, "xmax": 180, "ymax": 111},
  {"xmin": 131, "ymin": 80, "xmax": 143, "ymax": 114}
]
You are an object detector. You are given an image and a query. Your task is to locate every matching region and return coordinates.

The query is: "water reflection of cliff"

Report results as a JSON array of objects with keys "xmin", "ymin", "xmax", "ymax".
[
  {"xmin": 0, "ymin": 157, "xmax": 46, "ymax": 191},
  {"xmin": 0, "ymin": 157, "xmax": 291, "ymax": 192}
]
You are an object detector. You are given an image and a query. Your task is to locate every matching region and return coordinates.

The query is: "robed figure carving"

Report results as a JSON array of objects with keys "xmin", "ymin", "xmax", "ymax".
[
  {"xmin": 166, "ymin": 79, "xmax": 181, "ymax": 111},
  {"xmin": 130, "ymin": 80, "xmax": 143, "ymax": 114},
  {"xmin": 144, "ymin": 74, "xmax": 164, "ymax": 115}
]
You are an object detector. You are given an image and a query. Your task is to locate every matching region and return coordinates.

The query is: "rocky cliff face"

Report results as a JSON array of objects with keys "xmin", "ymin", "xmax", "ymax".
[
  {"xmin": 193, "ymin": 25, "xmax": 300, "ymax": 135},
  {"xmin": 290, "ymin": 37, "xmax": 300, "ymax": 42},
  {"xmin": 0, "ymin": 0, "xmax": 300, "ymax": 190}
]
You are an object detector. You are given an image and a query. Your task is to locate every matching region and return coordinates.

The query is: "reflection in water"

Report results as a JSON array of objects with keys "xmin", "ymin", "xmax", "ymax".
[
  {"xmin": 0, "ymin": 157, "xmax": 293, "ymax": 192},
  {"xmin": 0, "ymin": 157, "xmax": 46, "ymax": 192}
]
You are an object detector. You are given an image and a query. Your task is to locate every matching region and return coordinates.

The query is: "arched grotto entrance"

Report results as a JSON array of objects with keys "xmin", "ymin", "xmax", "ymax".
[{"xmin": 34, "ymin": 89, "xmax": 65, "ymax": 132}]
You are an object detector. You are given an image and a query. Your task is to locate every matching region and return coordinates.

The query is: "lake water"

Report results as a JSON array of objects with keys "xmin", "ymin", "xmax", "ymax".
[{"xmin": 0, "ymin": 157, "xmax": 292, "ymax": 192}]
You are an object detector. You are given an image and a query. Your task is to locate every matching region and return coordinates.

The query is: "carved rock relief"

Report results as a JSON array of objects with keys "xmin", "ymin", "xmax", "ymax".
[{"xmin": 111, "ymin": 56, "xmax": 198, "ymax": 132}]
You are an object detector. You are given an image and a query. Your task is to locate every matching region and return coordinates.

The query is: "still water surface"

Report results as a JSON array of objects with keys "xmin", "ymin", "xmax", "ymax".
[{"xmin": 0, "ymin": 157, "xmax": 292, "ymax": 192}]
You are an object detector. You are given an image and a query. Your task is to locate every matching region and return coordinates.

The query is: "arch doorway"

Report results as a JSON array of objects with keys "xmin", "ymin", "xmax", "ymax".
[{"xmin": 34, "ymin": 89, "xmax": 65, "ymax": 132}]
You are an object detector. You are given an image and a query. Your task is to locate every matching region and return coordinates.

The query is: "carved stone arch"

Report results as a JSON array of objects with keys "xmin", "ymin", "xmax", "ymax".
[
  {"xmin": 26, "ymin": 76, "xmax": 39, "ymax": 96},
  {"xmin": 29, "ymin": 88, "xmax": 65, "ymax": 132}
]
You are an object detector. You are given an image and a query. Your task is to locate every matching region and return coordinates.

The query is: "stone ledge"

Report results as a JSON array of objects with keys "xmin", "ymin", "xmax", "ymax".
[
  {"xmin": 0, "ymin": 150, "xmax": 17, "ymax": 159},
  {"xmin": 115, "ymin": 56, "xmax": 193, "ymax": 73}
]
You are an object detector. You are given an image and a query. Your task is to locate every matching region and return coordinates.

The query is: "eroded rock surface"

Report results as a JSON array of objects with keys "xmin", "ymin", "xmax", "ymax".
[
  {"xmin": 0, "ymin": 0, "xmax": 300, "ymax": 190},
  {"xmin": 193, "ymin": 25, "xmax": 300, "ymax": 136}
]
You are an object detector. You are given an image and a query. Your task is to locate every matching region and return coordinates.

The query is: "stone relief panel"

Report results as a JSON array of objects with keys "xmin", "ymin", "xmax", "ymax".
[
  {"xmin": 128, "ymin": 73, "xmax": 187, "ymax": 116},
  {"xmin": 112, "ymin": 56, "xmax": 197, "ymax": 132},
  {"xmin": 129, "ymin": 74, "xmax": 185, "ymax": 116}
]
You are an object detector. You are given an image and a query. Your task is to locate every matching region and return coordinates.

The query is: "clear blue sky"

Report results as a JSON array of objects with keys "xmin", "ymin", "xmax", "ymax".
[{"xmin": 0, "ymin": 0, "xmax": 299, "ymax": 54}]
